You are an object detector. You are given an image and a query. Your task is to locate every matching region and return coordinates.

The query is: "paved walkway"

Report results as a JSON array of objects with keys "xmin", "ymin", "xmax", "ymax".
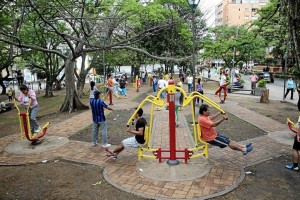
[{"xmin": 0, "ymin": 83, "xmax": 293, "ymax": 199}]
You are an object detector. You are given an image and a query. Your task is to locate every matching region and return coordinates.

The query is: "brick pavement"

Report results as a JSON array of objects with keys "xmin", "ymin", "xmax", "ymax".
[{"xmin": 0, "ymin": 84, "xmax": 292, "ymax": 199}]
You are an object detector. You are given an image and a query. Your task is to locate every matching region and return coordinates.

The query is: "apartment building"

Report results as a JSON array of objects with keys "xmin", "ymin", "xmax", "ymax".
[{"xmin": 215, "ymin": 0, "xmax": 269, "ymax": 26}]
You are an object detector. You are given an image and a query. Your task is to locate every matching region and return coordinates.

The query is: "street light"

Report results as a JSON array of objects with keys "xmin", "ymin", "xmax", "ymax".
[{"xmin": 187, "ymin": 0, "xmax": 200, "ymax": 93}]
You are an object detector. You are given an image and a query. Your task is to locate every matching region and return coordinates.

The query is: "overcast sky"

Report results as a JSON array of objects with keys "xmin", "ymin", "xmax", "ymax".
[{"xmin": 199, "ymin": 0, "xmax": 221, "ymax": 27}]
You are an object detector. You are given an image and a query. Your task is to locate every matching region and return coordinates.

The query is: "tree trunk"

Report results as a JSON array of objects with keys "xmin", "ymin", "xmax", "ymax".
[
  {"xmin": 77, "ymin": 53, "xmax": 90, "ymax": 98},
  {"xmin": 260, "ymin": 89, "xmax": 269, "ymax": 103},
  {"xmin": 60, "ymin": 59, "xmax": 88, "ymax": 113},
  {"xmin": 44, "ymin": 79, "xmax": 54, "ymax": 97}
]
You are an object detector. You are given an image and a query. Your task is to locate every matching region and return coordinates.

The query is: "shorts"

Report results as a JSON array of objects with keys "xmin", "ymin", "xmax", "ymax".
[
  {"xmin": 292, "ymin": 136, "xmax": 300, "ymax": 150},
  {"xmin": 122, "ymin": 136, "xmax": 143, "ymax": 148},
  {"xmin": 208, "ymin": 133, "xmax": 231, "ymax": 148}
]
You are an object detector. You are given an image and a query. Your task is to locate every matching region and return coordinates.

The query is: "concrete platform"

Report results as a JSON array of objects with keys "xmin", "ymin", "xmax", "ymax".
[
  {"xmin": 136, "ymin": 157, "xmax": 211, "ymax": 181},
  {"xmin": 4, "ymin": 136, "xmax": 69, "ymax": 154}
]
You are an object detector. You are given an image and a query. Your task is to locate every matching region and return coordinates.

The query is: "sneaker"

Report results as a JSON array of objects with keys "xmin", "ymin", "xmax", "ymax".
[
  {"xmin": 243, "ymin": 146, "xmax": 253, "ymax": 155},
  {"xmin": 92, "ymin": 143, "xmax": 98, "ymax": 147},
  {"xmin": 286, "ymin": 164, "xmax": 299, "ymax": 171},
  {"xmin": 246, "ymin": 143, "xmax": 252, "ymax": 148},
  {"xmin": 34, "ymin": 127, "xmax": 41, "ymax": 133},
  {"xmin": 104, "ymin": 147, "xmax": 114, "ymax": 154},
  {"xmin": 107, "ymin": 154, "xmax": 117, "ymax": 159},
  {"xmin": 102, "ymin": 143, "xmax": 111, "ymax": 148}
]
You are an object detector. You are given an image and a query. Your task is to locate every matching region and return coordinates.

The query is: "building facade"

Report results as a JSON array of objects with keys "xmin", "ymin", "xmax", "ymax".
[{"xmin": 215, "ymin": 0, "xmax": 269, "ymax": 26}]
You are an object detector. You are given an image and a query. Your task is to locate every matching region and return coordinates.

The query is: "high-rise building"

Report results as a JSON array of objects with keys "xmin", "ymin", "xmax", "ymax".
[{"xmin": 215, "ymin": 0, "xmax": 269, "ymax": 26}]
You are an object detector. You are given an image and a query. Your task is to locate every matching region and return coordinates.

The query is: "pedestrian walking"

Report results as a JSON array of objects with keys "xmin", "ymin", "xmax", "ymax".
[
  {"xmin": 90, "ymin": 90, "xmax": 114, "ymax": 147},
  {"xmin": 285, "ymin": 77, "xmax": 295, "ymax": 100},
  {"xmin": 250, "ymin": 72, "xmax": 258, "ymax": 94}
]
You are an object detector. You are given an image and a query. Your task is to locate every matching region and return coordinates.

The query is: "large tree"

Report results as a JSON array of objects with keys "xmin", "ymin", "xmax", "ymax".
[
  {"xmin": 0, "ymin": 0, "xmax": 201, "ymax": 113},
  {"xmin": 202, "ymin": 25, "xmax": 266, "ymax": 68}
]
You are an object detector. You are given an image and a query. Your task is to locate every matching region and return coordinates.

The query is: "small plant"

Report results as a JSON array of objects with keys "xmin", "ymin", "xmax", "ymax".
[
  {"xmin": 257, "ymin": 79, "xmax": 267, "ymax": 88},
  {"xmin": 239, "ymin": 77, "xmax": 245, "ymax": 83}
]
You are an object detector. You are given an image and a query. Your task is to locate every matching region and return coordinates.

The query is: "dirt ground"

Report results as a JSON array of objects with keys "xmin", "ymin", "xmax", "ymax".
[{"xmin": 0, "ymin": 81, "xmax": 300, "ymax": 200}]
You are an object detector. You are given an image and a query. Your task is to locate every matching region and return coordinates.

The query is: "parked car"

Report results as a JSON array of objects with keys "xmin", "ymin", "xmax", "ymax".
[{"xmin": 257, "ymin": 72, "xmax": 274, "ymax": 83}]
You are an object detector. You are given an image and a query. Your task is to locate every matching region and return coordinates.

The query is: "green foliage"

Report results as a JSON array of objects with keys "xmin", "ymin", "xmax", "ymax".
[
  {"xmin": 257, "ymin": 79, "xmax": 267, "ymax": 88},
  {"xmin": 202, "ymin": 25, "xmax": 266, "ymax": 68}
]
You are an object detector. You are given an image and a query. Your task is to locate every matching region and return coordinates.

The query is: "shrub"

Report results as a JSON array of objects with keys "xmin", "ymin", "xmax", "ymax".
[{"xmin": 257, "ymin": 79, "xmax": 267, "ymax": 88}]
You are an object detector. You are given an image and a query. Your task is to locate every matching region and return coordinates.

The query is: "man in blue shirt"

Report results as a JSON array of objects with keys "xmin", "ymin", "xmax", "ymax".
[{"xmin": 90, "ymin": 91, "xmax": 114, "ymax": 147}]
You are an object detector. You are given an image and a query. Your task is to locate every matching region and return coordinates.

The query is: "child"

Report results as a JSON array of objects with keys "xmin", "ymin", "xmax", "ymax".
[
  {"xmin": 7, "ymin": 87, "xmax": 14, "ymax": 102},
  {"xmin": 89, "ymin": 81, "xmax": 98, "ymax": 99},
  {"xmin": 15, "ymin": 85, "xmax": 41, "ymax": 135}
]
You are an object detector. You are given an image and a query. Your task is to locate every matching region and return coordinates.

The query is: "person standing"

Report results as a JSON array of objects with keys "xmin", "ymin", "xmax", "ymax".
[
  {"xmin": 175, "ymin": 88, "xmax": 181, "ymax": 127},
  {"xmin": 158, "ymin": 76, "xmax": 166, "ymax": 98},
  {"xmin": 250, "ymin": 72, "xmax": 258, "ymax": 94},
  {"xmin": 105, "ymin": 108, "xmax": 146, "ymax": 159},
  {"xmin": 152, "ymin": 75, "xmax": 158, "ymax": 93},
  {"xmin": 196, "ymin": 78, "xmax": 204, "ymax": 105},
  {"xmin": 90, "ymin": 90, "xmax": 113, "ymax": 147},
  {"xmin": 285, "ymin": 77, "xmax": 295, "ymax": 100},
  {"xmin": 141, "ymin": 72, "xmax": 146, "ymax": 85},
  {"xmin": 88, "ymin": 81, "xmax": 98, "ymax": 99},
  {"xmin": 119, "ymin": 76, "xmax": 128, "ymax": 98},
  {"xmin": 7, "ymin": 87, "xmax": 14, "ymax": 102},
  {"xmin": 107, "ymin": 74, "xmax": 119, "ymax": 98},
  {"xmin": 186, "ymin": 74, "xmax": 193, "ymax": 93},
  {"xmin": 286, "ymin": 117, "xmax": 300, "ymax": 171},
  {"xmin": 15, "ymin": 85, "xmax": 41, "ymax": 136},
  {"xmin": 198, "ymin": 104, "xmax": 253, "ymax": 155}
]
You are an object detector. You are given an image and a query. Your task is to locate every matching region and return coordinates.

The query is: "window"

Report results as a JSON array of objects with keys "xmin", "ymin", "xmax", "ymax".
[{"xmin": 252, "ymin": 8, "xmax": 257, "ymax": 12}]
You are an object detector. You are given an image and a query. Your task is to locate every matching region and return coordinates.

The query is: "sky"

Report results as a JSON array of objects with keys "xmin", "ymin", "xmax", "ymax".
[{"xmin": 199, "ymin": 0, "xmax": 222, "ymax": 27}]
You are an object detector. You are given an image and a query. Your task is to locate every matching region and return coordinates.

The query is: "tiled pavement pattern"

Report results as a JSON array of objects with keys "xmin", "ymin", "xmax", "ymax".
[{"xmin": 0, "ymin": 85, "xmax": 291, "ymax": 199}]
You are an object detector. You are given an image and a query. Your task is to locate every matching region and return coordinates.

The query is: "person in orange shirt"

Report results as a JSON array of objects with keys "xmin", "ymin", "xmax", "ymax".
[
  {"xmin": 198, "ymin": 104, "xmax": 253, "ymax": 155},
  {"xmin": 107, "ymin": 74, "xmax": 119, "ymax": 98}
]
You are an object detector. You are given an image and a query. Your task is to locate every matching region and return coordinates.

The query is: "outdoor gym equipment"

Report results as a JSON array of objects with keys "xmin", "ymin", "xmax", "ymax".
[
  {"xmin": 128, "ymin": 80, "xmax": 225, "ymax": 165},
  {"xmin": 287, "ymin": 118, "xmax": 300, "ymax": 142},
  {"xmin": 14, "ymin": 99, "xmax": 50, "ymax": 142},
  {"xmin": 126, "ymin": 94, "xmax": 164, "ymax": 160}
]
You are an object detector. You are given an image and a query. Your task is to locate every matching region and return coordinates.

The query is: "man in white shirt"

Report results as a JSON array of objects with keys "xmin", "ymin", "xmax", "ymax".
[
  {"xmin": 186, "ymin": 74, "xmax": 193, "ymax": 93},
  {"xmin": 158, "ymin": 76, "xmax": 166, "ymax": 98}
]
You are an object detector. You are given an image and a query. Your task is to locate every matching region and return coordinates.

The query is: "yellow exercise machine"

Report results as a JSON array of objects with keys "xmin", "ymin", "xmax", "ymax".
[
  {"xmin": 127, "ymin": 80, "xmax": 225, "ymax": 163},
  {"xmin": 14, "ymin": 99, "xmax": 50, "ymax": 142}
]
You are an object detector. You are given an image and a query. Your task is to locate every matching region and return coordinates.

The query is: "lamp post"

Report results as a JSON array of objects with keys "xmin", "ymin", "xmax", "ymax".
[
  {"xmin": 187, "ymin": 0, "xmax": 200, "ymax": 94},
  {"xmin": 100, "ymin": 31, "xmax": 107, "ymax": 84}
]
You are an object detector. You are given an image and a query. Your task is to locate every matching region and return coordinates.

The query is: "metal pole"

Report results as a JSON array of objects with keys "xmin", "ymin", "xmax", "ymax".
[
  {"xmin": 191, "ymin": 9, "xmax": 196, "ymax": 93},
  {"xmin": 103, "ymin": 49, "xmax": 105, "ymax": 83},
  {"xmin": 167, "ymin": 80, "xmax": 179, "ymax": 166},
  {"xmin": 283, "ymin": 38, "xmax": 288, "ymax": 101}
]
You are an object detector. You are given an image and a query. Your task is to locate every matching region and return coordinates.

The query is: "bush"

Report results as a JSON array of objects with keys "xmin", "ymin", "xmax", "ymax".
[{"xmin": 257, "ymin": 79, "xmax": 267, "ymax": 88}]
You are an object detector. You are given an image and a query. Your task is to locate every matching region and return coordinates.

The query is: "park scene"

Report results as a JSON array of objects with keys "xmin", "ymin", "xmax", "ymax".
[{"xmin": 0, "ymin": 0, "xmax": 300, "ymax": 199}]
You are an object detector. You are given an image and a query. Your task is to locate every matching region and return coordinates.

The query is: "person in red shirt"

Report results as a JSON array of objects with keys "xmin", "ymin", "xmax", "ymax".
[{"xmin": 198, "ymin": 104, "xmax": 253, "ymax": 155}]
